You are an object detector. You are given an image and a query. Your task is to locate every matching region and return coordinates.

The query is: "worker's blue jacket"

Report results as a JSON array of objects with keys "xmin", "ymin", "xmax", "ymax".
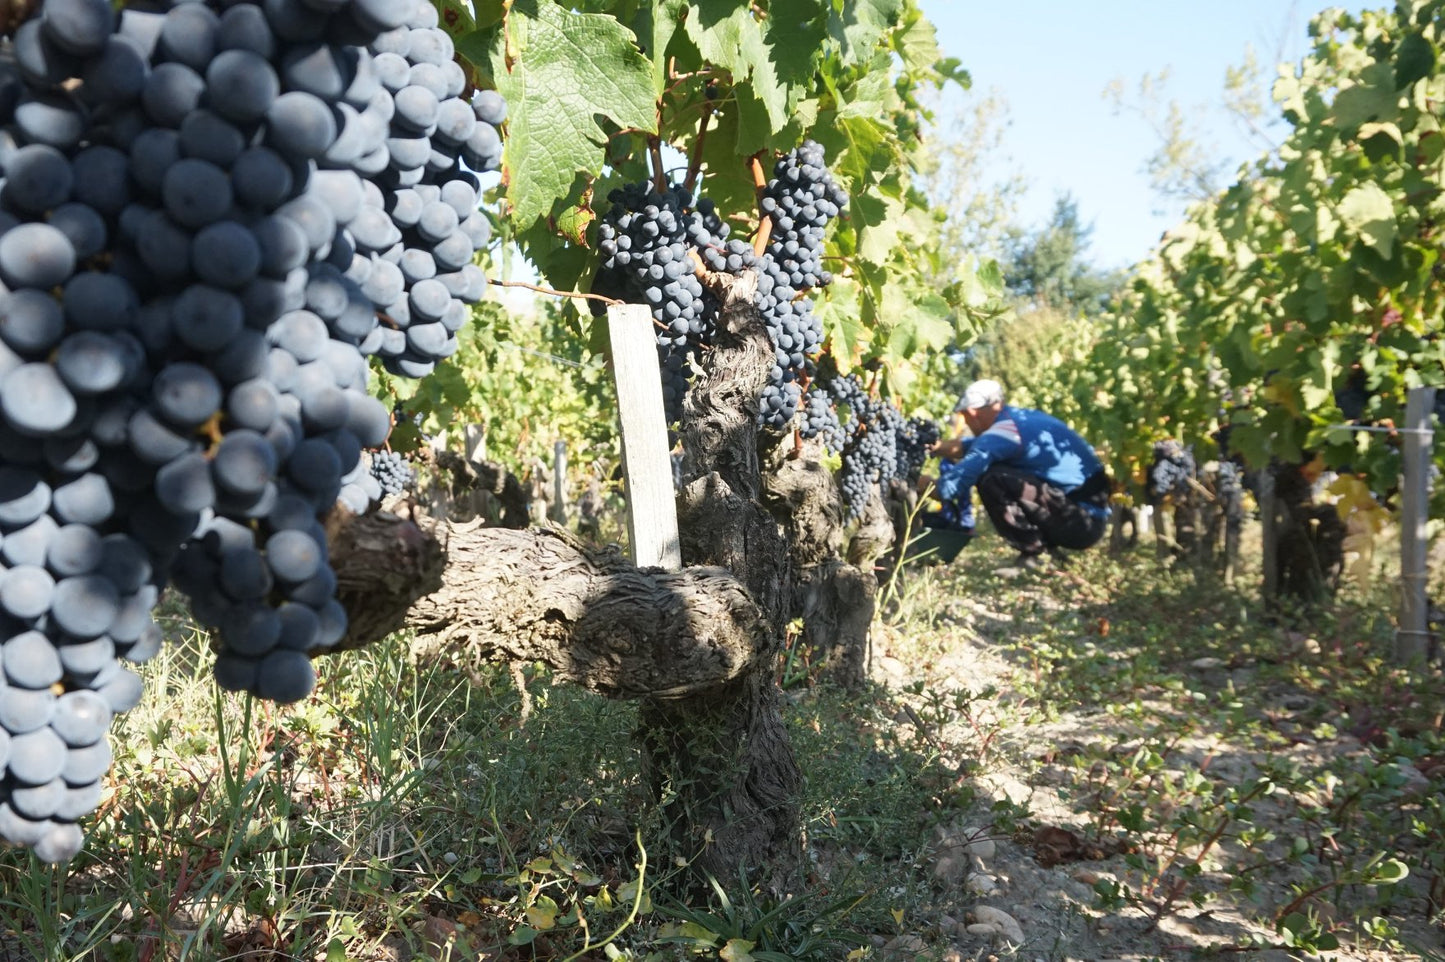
[{"xmin": 935, "ymin": 405, "xmax": 1109, "ymax": 526}]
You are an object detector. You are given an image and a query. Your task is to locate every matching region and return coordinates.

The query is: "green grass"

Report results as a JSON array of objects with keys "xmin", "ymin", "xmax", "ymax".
[{"xmin": 3, "ymin": 530, "xmax": 1443, "ymax": 960}]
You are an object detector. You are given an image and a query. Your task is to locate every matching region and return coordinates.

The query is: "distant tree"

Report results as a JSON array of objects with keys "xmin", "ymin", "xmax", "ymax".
[
  {"xmin": 1103, "ymin": 68, "xmax": 1231, "ymax": 210},
  {"xmin": 1104, "ymin": 24, "xmax": 1300, "ymax": 216},
  {"xmin": 1002, "ymin": 194, "xmax": 1122, "ymax": 315},
  {"xmin": 956, "ymin": 302, "xmax": 1082, "ymax": 400},
  {"xmin": 917, "ymin": 87, "xmax": 1027, "ymax": 278}
]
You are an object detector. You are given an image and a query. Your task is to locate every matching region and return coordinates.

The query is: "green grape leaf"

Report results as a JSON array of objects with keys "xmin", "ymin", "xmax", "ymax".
[
  {"xmin": 764, "ymin": 0, "xmax": 829, "ymax": 90},
  {"xmin": 1338, "ymin": 182, "xmax": 1397, "ymax": 258},
  {"xmin": 817, "ymin": 283, "xmax": 870, "ymax": 368},
  {"xmin": 1395, "ymin": 32, "xmax": 1436, "ymax": 89},
  {"xmin": 1330, "ymin": 63, "xmax": 1398, "ymax": 132},
  {"xmin": 463, "ymin": 0, "xmax": 658, "ymax": 231},
  {"xmin": 893, "ymin": 7, "xmax": 945, "ymax": 76},
  {"xmin": 883, "ymin": 285, "xmax": 952, "ymax": 357},
  {"xmin": 852, "ymin": 192, "xmax": 906, "ymax": 267},
  {"xmin": 684, "ymin": 0, "xmax": 790, "ymax": 141},
  {"xmin": 638, "ymin": 0, "xmax": 690, "ymax": 93},
  {"xmin": 826, "ymin": 0, "xmax": 903, "ymax": 62}
]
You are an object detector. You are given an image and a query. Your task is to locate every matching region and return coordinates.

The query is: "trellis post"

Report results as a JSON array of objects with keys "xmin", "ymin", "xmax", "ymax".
[{"xmin": 607, "ymin": 304, "xmax": 682, "ymax": 570}]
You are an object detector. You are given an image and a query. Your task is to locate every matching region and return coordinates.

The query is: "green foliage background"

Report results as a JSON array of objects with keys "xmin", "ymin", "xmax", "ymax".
[
  {"xmin": 455, "ymin": 0, "xmax": 1005, "ymax": 412},
  {"xmin": 1021, "ymin": 0, "xmax": 1445, "ymax": 504}
]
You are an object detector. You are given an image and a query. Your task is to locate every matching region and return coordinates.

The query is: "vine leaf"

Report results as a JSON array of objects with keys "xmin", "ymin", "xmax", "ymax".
[
  {"xmin": 852, "ymin": 192, "xmax": 906, "ymax": 267},
  {"xmin": 817, "ymin": 285, "xmax": 870, "ymax": 367},
  {"xmin": 826, "ymin": 0, "xmax": 903, "ymax": 62},
  {"xmin": 683, "ymin": 0, "xmax": 792, "ymax": 151},
  {"xmin": 766, "ymin": 0, "xmax": 829, "ymax": 89},
  {"xmin": 1338, "ymin": 182, "xmax": 1397, "ymax": 259},
  {"xmin": 462, "ymin": 0, "xmax": 657, "ymax": 231},
  {"xmin": 893, "ymin": 6, "xmax": 951, "ymax": 78}
]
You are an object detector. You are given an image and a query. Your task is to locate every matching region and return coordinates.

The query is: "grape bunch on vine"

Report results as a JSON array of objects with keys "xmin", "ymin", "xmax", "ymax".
[{"xmin": 0, "ymin": 0, "xmax": 504, "ymax": 860}]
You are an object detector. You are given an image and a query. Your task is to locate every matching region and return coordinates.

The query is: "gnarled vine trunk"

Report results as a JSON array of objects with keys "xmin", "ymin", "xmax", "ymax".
[
  {"xmin": 764, "ymin": 442, "xmax": 879, "ymax": 690},
  {"xmin": 1269, "ymin": 462, "xmax": 1345, "ymax": 607},
  {"xmin": 330, "ymin": 271, "xmax": 813, "ymax": 891}
]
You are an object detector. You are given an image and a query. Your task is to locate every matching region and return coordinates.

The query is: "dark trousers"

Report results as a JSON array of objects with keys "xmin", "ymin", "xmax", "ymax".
[{"xmin": 976, "ymin": 464, "xmax": 1107, "ymax": 556}]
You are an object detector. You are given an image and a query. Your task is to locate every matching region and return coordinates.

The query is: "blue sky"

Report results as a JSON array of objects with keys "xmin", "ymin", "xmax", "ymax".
[{"xmin": 917, "ymin": 1, "xmax": 1371, "ymax": 270}]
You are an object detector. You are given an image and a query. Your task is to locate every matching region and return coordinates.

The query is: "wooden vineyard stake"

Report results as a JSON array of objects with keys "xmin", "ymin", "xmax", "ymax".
[{"xmin": 607, "ymin": 303, "xmax": 682, "ymax": 571}]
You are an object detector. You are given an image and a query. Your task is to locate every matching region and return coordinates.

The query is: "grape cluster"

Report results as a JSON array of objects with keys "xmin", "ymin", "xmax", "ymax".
[
  {"xmin": 1149, "ymin": 441, "xmax": 1196, "ymax": 502},
  {"xmin": 797, "ymin": 380, "xmax": 845, "ymax": 453},
  {"xmin": 754, "ymin": 142, "xmax": 847, "ymax": 429},
  {"xmin": 593, "ymin": 142, "xmax": 846, "ymax": 432},
  {"xmin": 827, "ymin": 375, "xmax": 905, "ymax": 520},
  {"xmin": 1214, "ymin": 460, "xmax": 1245, "ymax": 522},
  {"xmin": 1334, "ymin": 381, "xmax": 1370, "ymax": 422},
  {"xmin": 0, "ymin": 0, "xmax": 503, "ymax": 860},
  {"xmin": 369, "ymin": 449, "xmax": 414, "ymax": 498},
  {"xmin": 594, "ymin": 183, "xmax": 712, "ymax": 422},
  {"xmin": 895, "ymin": 416, "xmax": 941, "ymax": 484}
]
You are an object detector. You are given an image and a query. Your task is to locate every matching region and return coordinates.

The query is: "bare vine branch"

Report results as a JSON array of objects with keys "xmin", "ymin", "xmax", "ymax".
[
  {"xmin": 487, "ymin": 277, "xmax": 621, "ymax": 306},
  {"xmin": 750, "ymin": 155, "xmax": 772, "ymax": 257}
]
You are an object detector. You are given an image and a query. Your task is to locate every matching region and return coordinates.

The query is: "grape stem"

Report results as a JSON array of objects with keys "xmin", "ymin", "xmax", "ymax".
[
  {"xmin": 683, "ymin": 96, "xmax": 713, "ymax": 193},
  {"xmin": 501, "ymin": 0, "xmax": 518, "ymax": 68},
  {"xmin": 487, "ymin": 277, "xmax": 622, "ymax": 306},
  {"xmin": 750, "ymin": 155, "xmax": 771, "ymax": 257},
  {"xmin": 488, "ymin": 278, "xmax": 669, "ymax": 334},
  {"xmin": 648, "ymin": 136, "xmax": 666, "ymax": 192}
]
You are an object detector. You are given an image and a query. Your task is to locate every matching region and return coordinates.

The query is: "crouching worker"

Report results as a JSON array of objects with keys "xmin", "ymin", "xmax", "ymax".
[{"xmin": 930, "ymin": 379, "xmax": 1110, "ymax": 567}]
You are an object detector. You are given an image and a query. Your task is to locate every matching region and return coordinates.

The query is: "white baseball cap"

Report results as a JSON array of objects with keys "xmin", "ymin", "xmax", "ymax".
[{"xmin": 955, "ymin": 379, "xmax": 1004, "ymax": 412}]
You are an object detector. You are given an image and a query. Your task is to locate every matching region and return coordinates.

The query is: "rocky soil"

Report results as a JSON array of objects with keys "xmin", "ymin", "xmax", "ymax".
[{"xmin": 855, "ymin": 575, "xmax": 1443, "ymax": 962}]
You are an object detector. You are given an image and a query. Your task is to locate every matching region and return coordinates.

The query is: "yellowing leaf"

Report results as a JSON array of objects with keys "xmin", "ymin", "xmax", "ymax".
[
  {"xmin": 720, "ymin": 938, "xmax": 756, "ymax": 961},
  {"xmin": 526, "ymin": 895, "xmax": 560, "ymax": 930}
]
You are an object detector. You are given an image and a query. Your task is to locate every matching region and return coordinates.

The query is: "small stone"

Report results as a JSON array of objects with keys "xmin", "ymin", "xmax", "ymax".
[
  {"xmin": 969, "ymin": 906, "xmax": 1023, "ymax": 943},
  {"xmin": 443, "ymin": 851, "xmax": 459, "ymax": 864},
  {"xmin": 933, "ymin": 854, "xmax": 968, "ymax": 884},
  {"xmin": 964, "ymin": 835, "xmax": 996, "ymax": 860},
  {"xmin": 1191, "ymin": 656, "xmax": 1224, "ymax": 669},
  {"xmin": 1072, "ymin": 869, "xmax": 1099, "ymax": 885},
  {"xmin": 964, "ymin": 874, "xmax": 999, "ymax": 896},
  {"xmin": 873, "ymin": 655, "xmax": 908, "ymax": 684},
  {"xmin": 966, "ymin": 922, "xmax": 1001, "ymax": 938},
  {"xmin": 883, "ymin": 934, "xmax": 926, "ymax": 954}
]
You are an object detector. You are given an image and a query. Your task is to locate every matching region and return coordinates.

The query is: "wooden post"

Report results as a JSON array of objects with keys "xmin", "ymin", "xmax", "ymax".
[
  {"xmin": 1223, "ymin": 509, "xmax": 1241, "ymax": 587},
  {"xmin": 607, "ymin": 304, "xmax": 682, "ymax": 571},
  {"xmin": 1154, "ymin": 502, "xmax": 1174, "ymax": 564},
  {"xmin": 1259, "ymin": 468, "xmax": 1278, "ymax": 604},
  {"xmin": 1396, "ymin": 387, "xmax": 1436, "ymax": 665},
  {"xmin": 549, "ymin": 439, "xmax": 569, "ymax": 525},
  {"xmin": 464, "ymin": 424, "xmax": 486, "ymax": 463}
]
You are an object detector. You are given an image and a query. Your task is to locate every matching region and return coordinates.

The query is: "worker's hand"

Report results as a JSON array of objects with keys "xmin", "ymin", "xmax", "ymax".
[{"xmin": 933, "ymin": 437, "xmax": 965, "ymax": 461}]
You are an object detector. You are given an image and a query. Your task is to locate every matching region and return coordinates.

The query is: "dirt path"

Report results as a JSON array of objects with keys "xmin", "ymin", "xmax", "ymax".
[{"xmin": 861, "ymin": 563, "xmax": 1441, "ymax": 962}]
